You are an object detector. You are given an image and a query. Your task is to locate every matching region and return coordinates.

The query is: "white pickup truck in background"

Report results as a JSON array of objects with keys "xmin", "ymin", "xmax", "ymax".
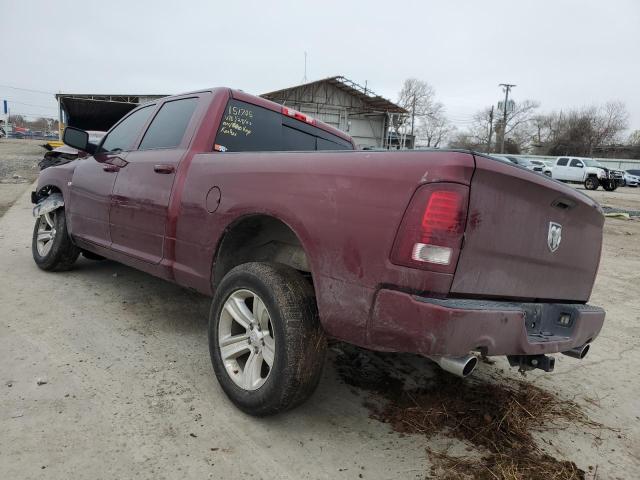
[{"xmin": 551, "ymin": 157, "xmax": 624, "ymax": 191}]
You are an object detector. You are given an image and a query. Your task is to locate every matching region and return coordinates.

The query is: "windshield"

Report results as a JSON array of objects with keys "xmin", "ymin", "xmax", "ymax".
[{"xmin": 583, "ymin": 159, "xmax": 604, "ymax": 168}]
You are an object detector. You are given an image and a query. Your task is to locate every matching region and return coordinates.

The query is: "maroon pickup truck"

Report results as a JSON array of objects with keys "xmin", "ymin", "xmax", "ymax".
[{"xmin": 31, "ymin": 88, "xmax": 605, "ymax": 415}]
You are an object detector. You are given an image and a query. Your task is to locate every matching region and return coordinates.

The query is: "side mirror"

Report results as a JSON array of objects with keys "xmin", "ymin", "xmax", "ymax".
[
  {"xmin": 63, "ymin": 127, "xmax": 94, "ymax": 154},
  {"xmin": 576, "ymin": 162, "xmax": 583, "ymax": 168}
]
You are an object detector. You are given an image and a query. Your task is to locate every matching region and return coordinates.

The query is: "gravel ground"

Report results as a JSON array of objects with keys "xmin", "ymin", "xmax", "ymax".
[
  {"xmin": 1, "ymin": 142, "xmax": 639, "ymax": 479},
  {"xmin": 0, "ymin": 139, "xmax": 42, "ymax": 217}
]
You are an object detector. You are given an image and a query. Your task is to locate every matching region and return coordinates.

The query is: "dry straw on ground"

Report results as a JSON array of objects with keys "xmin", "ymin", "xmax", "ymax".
[{"xmin": 333, "ymin": 344, "xmax": 609, "ymax": 480}]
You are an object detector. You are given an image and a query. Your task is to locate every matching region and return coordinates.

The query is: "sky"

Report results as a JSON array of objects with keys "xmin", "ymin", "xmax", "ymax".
[{"xmin": 2, "ymin": 0, "xmax": 639, "ymax": 133}]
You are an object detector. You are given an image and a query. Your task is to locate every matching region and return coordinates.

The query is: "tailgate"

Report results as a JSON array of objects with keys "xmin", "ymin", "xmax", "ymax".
[{"xmin": 451, "ymin": 155, "xmax": 604, "ymax": 302}]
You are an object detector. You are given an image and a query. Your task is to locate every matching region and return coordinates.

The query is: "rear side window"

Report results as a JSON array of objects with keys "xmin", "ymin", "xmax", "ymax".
[
  {"xmin": 101, "ymin": 105, "xmax": 154, "ymax": 152},
  {"xmin": 317, "ymin": 138, "xmax": 348, "ymax": 150},
  {"xmin": 216, "ymin": 100, "xmax": 281, "ymax": 151},
  {"xmin": 139, "ymin": 97, "xmax": 198, "ymax": 150},
  {"xmin": 282, "ymin": 125, "xmax": 316, "ymax": 150},
  {"xmin": 215, "ymin": 99, "xmax": 352, "ymax": 152},
  {"xmin": 556, "ymin": 158, "xmax": 569, "ymax": 166}
]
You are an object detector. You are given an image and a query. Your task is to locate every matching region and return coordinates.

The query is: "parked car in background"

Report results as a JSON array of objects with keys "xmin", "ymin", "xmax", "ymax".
[
  {"xmin": 551, "ymin": 157, "xmax": 623, "ymax": 191},
  {"xmin": 39, "ymin": 131, "xmax": 106, "ymax": 170},
  {"xmin": 492, "ymin": 155, "xmax": 552, "ymax": 175},
  {"xmin": 489, "ymin": 155, "xmax": 531, "ymax": 169},
  {"xmin": 529, "ymin": 159, "xmax": 552, "ymax": 176},
  {"xmin": 503, "ymin": 155, "xmax": 537, "ymax": 171},
  {"xmin": 623, "ymin": 171, "xmax": 639, "ymax": 187},
  {"xmin": 31, "ymin": 87, "xmax": 606, "ymax": 415}
]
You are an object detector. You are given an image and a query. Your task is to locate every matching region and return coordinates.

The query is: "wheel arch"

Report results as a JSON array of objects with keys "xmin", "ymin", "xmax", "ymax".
[
  {"xmin": 211, "ymin": 213, "xmax": 316, "ymax": 292},
  {"xmin": 34, "ymin": 183, "xmax": 63, "ymax": 200}
]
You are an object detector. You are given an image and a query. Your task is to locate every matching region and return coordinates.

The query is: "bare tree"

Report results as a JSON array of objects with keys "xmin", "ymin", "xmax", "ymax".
[
  {"xmin": 448, "ymin": 99, "xmax": 539, "ymax": 153},
  {"xmin": 447, "ymin": 131, "xmax": 489, "ymax": 151},
  {"xmin": 537, "ymin": 102, "xmax": 629, "ymax": 156},
  {"xmin": 590, "ymin": 101, "xmax": 629, "ymax": 149},
  {"xmin": 415, "ymin": 103, "xmax": 455, "ymax": 148},
  {"xmin": 494, "ymin": 100, "xmax": 540, "ymax": 152},
  {"xmin": 396, "ymin": 78, "xmax": 438, "ymax": 139},
  {"xmin": 628, "ymin": 130, "xmax": 640, "ymax": 145}
]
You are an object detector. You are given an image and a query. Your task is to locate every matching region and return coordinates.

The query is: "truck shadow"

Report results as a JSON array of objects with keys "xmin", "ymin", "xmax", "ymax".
[{"xmin": 66, "ymin": 258, "xmax": 603, "ymax": 480}]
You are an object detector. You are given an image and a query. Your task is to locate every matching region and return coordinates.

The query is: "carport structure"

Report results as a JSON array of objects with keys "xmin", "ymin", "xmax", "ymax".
[{"xmin": 55, "ymin": 93, "xmax": 167, "ymax": 138}]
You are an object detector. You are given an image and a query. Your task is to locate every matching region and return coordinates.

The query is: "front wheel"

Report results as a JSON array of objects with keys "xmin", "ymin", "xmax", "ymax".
[
  {"xmin": 32, "ymin": 208, "xmax": 80, "ymax": 271},
  {"xmin": 602, "ymin": 180, "xmax": 617, "ymax": 191},
  {"xmin": 208, "ymin": 262, "xmax": 326, "ymax": 416},
  {"xmin": 584, "ymin": 177, "xmax": 599, "ymax": 190}
]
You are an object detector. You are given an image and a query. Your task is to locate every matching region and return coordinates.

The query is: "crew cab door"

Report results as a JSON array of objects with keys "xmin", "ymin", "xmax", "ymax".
[
  {"xmin": 568, "ymin": 158, "xmax": 585, "ymax": 181},
  {"xmin": 551, "ymin": 157, "xmax": 570, "ymax": 180},
  {"xmin": 67, "ymin": 105, "xmax": 155, "ymax": 247},
  {"xmin": 109, "ymin": 96, "xmax": 200, "ymax": 264}
]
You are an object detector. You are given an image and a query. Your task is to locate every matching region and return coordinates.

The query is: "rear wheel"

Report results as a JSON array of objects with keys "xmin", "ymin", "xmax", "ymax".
[
  {"xmin": 208, "ymin": 262, "xmax": 326, "ymax": 416},
  {"xmin": 32, "ymin": 208, "xmax": 80, "ymax": 271},
  {"xmin": 584, "ymin": 177, "xmax": 599, "ymax": 190}
]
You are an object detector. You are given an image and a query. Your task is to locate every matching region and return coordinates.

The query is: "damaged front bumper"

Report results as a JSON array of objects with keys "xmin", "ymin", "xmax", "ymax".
[
  {"xmin": 369, "ymin": 289, "xmax": 605, "ymax": 357},
  {"xmin": 31, "ymin": 192, "xmax": 64, "ymax": 218}
]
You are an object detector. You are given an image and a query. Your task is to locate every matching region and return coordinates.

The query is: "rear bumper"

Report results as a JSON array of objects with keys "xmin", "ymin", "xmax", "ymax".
[{"xmin": 369, "ymin": 289, "xmax": 605, "ymax": 356}]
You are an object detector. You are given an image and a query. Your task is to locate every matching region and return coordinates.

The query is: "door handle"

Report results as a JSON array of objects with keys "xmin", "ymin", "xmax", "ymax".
[
  {"xmin": 103, "ymin": 164, "xmax": 120, "ymax": 172},
  {"xmin": 154, "ymin": 164, "xmax": 175, "ymax": 174}
]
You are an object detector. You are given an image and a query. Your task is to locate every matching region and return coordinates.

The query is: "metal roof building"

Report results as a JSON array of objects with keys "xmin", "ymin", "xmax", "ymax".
[
  {"xmin": 55, "ymin": 93, "xmax": 167, "ymax": 135},
  {"xmin": 262, "ymin": 76, "xmax": 411, "ymax": 149}
]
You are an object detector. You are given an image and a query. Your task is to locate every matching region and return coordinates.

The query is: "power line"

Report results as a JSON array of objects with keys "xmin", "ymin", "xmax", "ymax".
[
  {"xmin": 3, "ymin": 98, "xmax": 57, "ymax": 110},
  {"xmin": 0, "ymin": 84, "xmax": 55, "ymax": 95},
  {"xmin": 7, "ymin": 110, "xmax": 58, "ymax": 118}
]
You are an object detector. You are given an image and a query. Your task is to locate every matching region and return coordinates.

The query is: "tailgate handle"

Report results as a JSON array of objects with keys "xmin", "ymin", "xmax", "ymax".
[{"xmin": 551, "ymin": 198, "xmax": 576, "ymax": 210}]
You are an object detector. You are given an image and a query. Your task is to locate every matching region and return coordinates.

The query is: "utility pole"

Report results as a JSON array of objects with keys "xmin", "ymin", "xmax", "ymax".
[
  {"xmin": 410, "ymin": 94, "xmax": 416, "ymax": 143},
  {"xmin": 302, "ymin": 51, "xmax": 307, "ymax": 83},
  {"xmin": 486, "ymin": 105, "xmax": 494, "ymax": 152},
  {"xmin": 499, "ymin": 83, "xmax": 516, "ymax": 153}
]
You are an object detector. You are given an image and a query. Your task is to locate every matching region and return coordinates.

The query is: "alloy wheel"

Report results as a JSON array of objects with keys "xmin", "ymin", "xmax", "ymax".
[
  {"xmin": 218, "ymin": 289, "xmax": 276, "ymax": 391},
  {"xmin": 36, "ymin": 211, "xmax": 57, "ymax": 257}
]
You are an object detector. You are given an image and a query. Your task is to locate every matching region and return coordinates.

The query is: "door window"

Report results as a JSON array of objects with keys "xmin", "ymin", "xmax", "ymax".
[
  {"xmin": 556, "ymin": 158, "xmax": 569, "ymax": 166},
  {"xmin": 100, "ymin": 105, "xmax": 154, "ymax": 153},
  {"xmin": 139, "ymin": 97, "xmax": 199, "ymax": 150},
  {"xmin": 569, "ymin": 159, "xmax": 584, "ymax": 167}
]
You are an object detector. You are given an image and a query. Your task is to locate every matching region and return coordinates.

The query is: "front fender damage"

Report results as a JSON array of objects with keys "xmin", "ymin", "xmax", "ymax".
[{"xmin": 32, "ymin": 192, "xmax": 64, "ymax": 218}]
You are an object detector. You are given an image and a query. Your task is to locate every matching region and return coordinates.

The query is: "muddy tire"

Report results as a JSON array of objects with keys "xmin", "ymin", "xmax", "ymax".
[
  {"xmin": 208, "ymin": 262, "xmax": 326, "ymax": 416},
  {"xmin": 32, "ymin": 208, "xmax": 80, "ymax": 271},
  {"xmin": 584, "ymin": 177, "xmax": 599, "ymax": 190}
]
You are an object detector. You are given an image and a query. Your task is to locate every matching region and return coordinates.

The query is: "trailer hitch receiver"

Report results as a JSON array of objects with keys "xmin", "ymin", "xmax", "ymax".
[{"xmin": 507, "ymin": 354, "xmax": 555, "ymax": 373}]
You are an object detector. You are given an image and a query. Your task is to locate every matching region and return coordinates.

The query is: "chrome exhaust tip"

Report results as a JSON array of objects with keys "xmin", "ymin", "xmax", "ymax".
[
  {"xmin": 428, "ymin": 354, "xmax": 478, "ymax": 378},
  {"xmin": 562, "ymin": 343, "xmax": 590, "ymax": 359}
]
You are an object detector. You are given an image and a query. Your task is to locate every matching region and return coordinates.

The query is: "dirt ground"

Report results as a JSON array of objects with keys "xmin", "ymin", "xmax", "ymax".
[
  {"xmin": 0, "ymin": 139, "xmax": 42, "ymax": 217},
  {"xmin": 1, "ymin": 144, "xmax": 639, "ymax": 479}
]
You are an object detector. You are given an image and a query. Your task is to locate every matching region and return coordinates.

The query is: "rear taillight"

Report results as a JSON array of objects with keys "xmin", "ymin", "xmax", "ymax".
[
  {"xmin": 282, "ymin": 106, "xmax": 316, "ymax": 125},
  {"xmin": 391, "ymin": 183, "xmax": 469, "ymax": 273}
]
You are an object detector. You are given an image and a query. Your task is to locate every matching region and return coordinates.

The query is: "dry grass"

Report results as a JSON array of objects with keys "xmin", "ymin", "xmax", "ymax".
[{"xmin": 332, "ymin": 343, "xmax": 609, "ymax": 480}]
